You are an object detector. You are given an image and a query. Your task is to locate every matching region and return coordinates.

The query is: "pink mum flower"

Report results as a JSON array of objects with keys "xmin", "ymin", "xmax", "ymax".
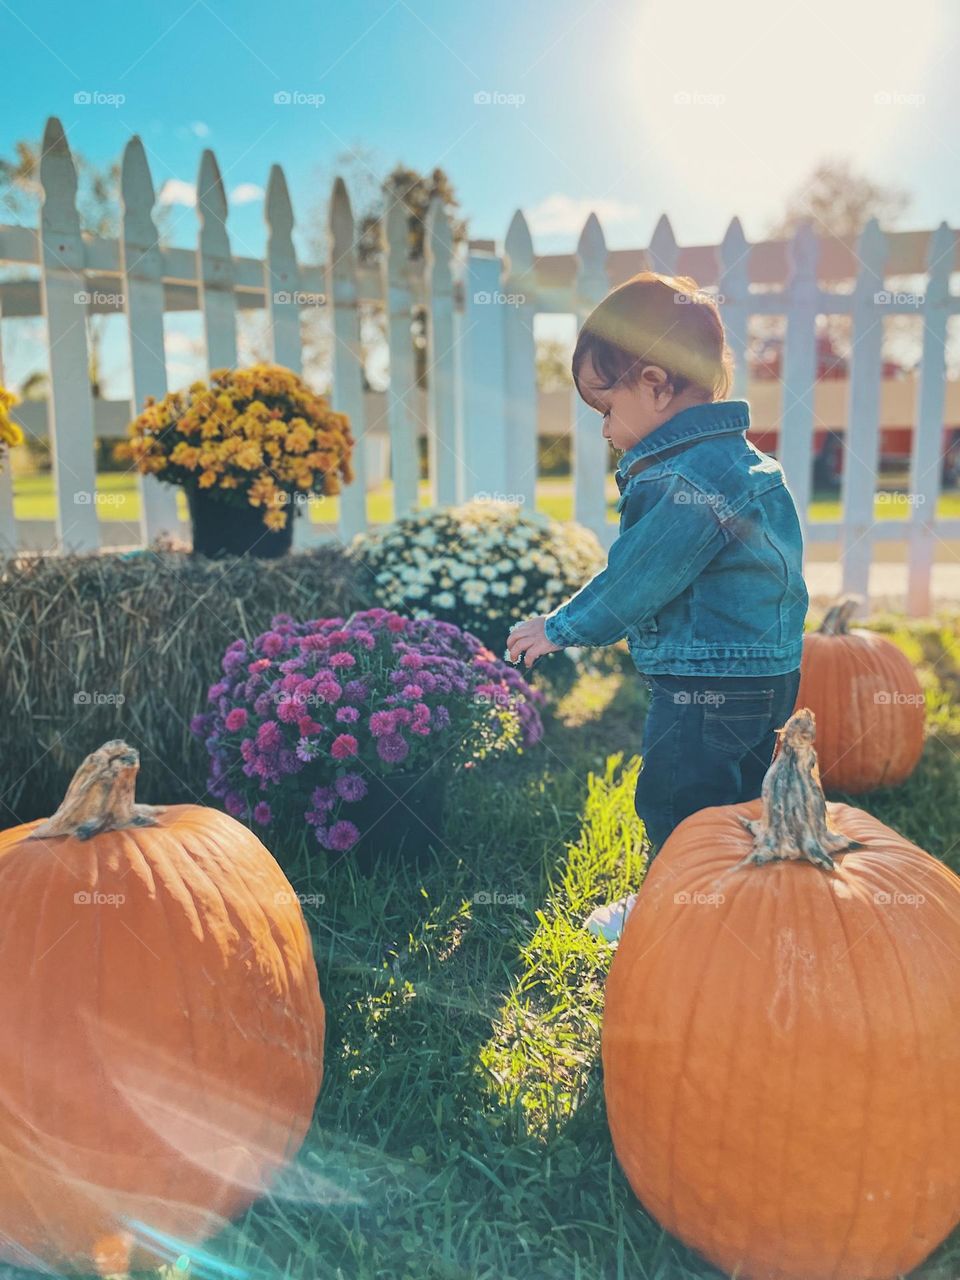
[
  {"xmin": 331, "ymin": 733, "xmax": 359, "ymax": 759},
  {"xmin": 257, "ymin": 720, "xmax": 282, "ymax": 750},
  {"xmin": 369, "ymin": 710, "xmax": 397, "ymax": 737},
  {"xmin": 224, "ymin": 707, "xmax": 248, "ymax": 731}
]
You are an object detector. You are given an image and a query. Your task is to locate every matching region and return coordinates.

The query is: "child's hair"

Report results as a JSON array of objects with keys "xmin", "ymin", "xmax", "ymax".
[{"xmin": 572, "ymin": 271, "xmax": 734, "ymax": 402}]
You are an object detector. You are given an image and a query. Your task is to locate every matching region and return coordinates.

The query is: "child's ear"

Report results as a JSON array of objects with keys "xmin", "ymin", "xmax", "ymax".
[{"xmin": 640, "ymin": 365, "xmax": 673, "ymax": 403}]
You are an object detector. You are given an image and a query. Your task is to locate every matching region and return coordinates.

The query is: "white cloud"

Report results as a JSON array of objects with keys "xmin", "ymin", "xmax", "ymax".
[
  {"xmin": 230, "ymin": 183, "xmax": 264, "ymax": 205},
  {"xmin": 190, "ymin": 121, "xmax": 210, "ymax": 138},
  {"xmin": 165, "ymin": 331, "xmax": 202, "ymax": 355},
  {"xmin": 157, "ymin": 178, "xmax": 196, "ymax": 207},
  {"xmin": 525, "ymin": 193, "xmax": 641, "ymax": 238}
]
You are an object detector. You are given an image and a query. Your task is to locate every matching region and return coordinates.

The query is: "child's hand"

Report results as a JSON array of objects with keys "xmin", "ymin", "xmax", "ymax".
[{"xmin": 506, "ymin": 617, "xmax": 564, "ymax": 669}]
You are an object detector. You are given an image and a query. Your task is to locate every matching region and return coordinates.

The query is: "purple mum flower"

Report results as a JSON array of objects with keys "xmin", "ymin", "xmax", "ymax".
[
  {"xmin": 335, "ymin": 773, "xmax": 367, "ymax": 802},
  {"xmin": 224, "ymin": 791, "xmax": 246, "ymax": 818},
  {"xmin": 310, "ymin": 785, "xmax": 337, "ymax": 812},
  {"xmin": 253, "ymin": 801, "xmax": 272, "ymax": 826},
  {"xmin": 327, "ymin": 819, "xmax": 360, "ymax": 851},
  {"xmin": 376, "ymin": 732, "xmax": 409, "ymax": 764}
]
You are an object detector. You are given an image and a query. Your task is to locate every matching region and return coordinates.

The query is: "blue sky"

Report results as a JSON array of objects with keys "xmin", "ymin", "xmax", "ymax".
[
  {"xmin": 1, "ymin": 0, "xmax": 959, "ymax": 392},
  {"xmin": 3, "ymin": 0, "xmax": 959, "ymax": 259}
]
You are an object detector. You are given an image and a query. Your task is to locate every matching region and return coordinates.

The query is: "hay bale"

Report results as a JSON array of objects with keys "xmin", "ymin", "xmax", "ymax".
[{"xmin": 0, "ymin": 547, "xmax": 373, "ymax": 825}]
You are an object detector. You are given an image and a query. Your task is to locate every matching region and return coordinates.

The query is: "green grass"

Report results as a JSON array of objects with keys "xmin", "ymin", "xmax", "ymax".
[
  {"xmin": 110, "ymin": 625, "xmax": 960, "ymax": 1275},
  {"xmin": 15, "ymin": 472, "xmax": 960, "ymax": 528},
  {"xmin": 10, "ymin": 623, "xmax": 960, "ymax": 1279},
  {"xmin": 216, "ymin": 619, "xmax": 960, "ymax": 1280}
]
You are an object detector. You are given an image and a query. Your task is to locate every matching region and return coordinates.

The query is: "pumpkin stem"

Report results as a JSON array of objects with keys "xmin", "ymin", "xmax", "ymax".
[
  {"xmin": 733, "ymin": 709, "xmax": 866, "ymax": 870},
  {"xmin": 818, "ymin": 594, "xmax": 863, "ymax": 635},
  {"xmin": 29, "ymin": 740, "xmax": 163, "ymax": 841}
]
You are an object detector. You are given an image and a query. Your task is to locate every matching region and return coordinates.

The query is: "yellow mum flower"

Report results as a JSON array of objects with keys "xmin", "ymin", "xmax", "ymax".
[
  {"xmin": 263, "ymin": 506, "xmax": 289, "ymax": 531},
  {"xmin": 115, "ymin": 362, "xmax": 353, "ymax": 507},
  {"xmin": 235, "ymin": 444, "xmax": 263, "ymax": 471}
]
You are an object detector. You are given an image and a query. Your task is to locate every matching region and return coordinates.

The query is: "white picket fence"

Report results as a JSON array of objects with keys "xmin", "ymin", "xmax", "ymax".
[{"xmin": 1, "ymin": 115, "xmax": 960, "ymax": 615}]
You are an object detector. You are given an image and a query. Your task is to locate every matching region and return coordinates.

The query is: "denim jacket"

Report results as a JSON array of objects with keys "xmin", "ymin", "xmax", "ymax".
[{"xmin": 543, "ymin": 399, "xmax": 809, "ymax": 676}]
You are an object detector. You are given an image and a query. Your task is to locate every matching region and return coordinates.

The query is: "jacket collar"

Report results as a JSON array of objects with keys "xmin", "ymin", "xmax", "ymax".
[{"xmin": 614, "ymin": 399, "xmax": 751, "ymax": 481}]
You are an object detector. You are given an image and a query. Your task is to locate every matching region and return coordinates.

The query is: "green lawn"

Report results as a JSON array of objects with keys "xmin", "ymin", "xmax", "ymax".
[
  {"xmin": 14, "ymin": 472, "xmax": 960, "ymax": 528},
  {"xmin": 192, "ymin": 620, "xmax": 960, "ymax": 1279},
  {"xmin": 4, "ymin": 620, "xmax": 960, "ymax": 1278}
]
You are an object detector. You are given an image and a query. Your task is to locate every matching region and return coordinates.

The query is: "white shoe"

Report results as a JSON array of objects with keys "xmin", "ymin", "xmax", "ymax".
[{"xmin": 584, "ymin": 893, "xmax": 637, "ymax": 944}]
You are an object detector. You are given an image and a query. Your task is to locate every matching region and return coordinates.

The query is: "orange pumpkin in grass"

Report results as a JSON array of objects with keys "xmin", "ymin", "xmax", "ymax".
[
  {"xmin": 0, "ymin": 741, "xmax": 325, "ymax": 1275},
  {"xmin": 793, "ymin": 594, "xmax": 925, "ymax": 792},
  {"xmin": 603, "ymin": 707, "xmax": 960, "ymax": 1280}
]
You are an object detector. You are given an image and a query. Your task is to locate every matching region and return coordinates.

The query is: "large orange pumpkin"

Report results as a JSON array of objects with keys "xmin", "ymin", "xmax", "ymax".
[
  {"xmin": 794, "ymin": 594, "xmax": 925, "ymax": 791},
  {"xmin": 603, "ymin": 708, "xmax": 960, "ymax": 1280},
  {"xmin": 0, "ymin": 740, "xmax": 325, "ymax": 1275}
]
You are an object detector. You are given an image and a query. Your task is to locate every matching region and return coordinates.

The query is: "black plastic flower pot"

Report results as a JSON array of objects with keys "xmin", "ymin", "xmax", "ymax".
[
  {"xmin": 344, "ymin": 766, "xmax": 448, "ymax": 874},
  {"xmin": 187, "ymin": 486, "xmax": 295, "ymax": 559}
]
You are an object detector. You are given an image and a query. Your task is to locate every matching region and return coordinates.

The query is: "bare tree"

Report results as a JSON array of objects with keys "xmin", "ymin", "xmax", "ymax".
[
  {"xmin": 766, "ymin": 156, "xmax": 911, "ymax": 242},
  {"xmin": 306, "ymin": 151, "xmax": 467, "ymax": 394},
  {"xmin": 756, "ymin": 157, "xmax": 918, "ymax": 381}
]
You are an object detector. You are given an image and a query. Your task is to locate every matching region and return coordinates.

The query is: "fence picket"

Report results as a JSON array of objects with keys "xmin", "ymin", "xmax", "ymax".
[
  {"xmin": 718, "ymin": 217, "xmax": 751, "ymax": 400},
  {"xmin": 907, "ymin": 220, "xmax": 955, "ymax": 615},
  {"xmin": 572, "ymin": 212, "xmax": 609, "ymax": 542},
  {"xmin": 648, "ymin": 213, "xmax": 679, "ymax": 276},
  {"xmin": 197, "ymin": 149, "xmax": 238, "ymax": 372},
  {"xmin": 382, "ymin": 199, "xmax": 420, "ymax": 520},
  {"xmin": 38, "ymin": 117, "xmax": 100, "ymax": 551},
  {"xmin": 503, "ymin": 209, "xmax": 537, "ymax": 512},
  {"xmin": 778, "ymin": 219, "xmax": 820, "ymax": 545},
  {"xmin": 120, "ymin": 135, "xmax": 183, "ymax": 545},
  {"xmin": 462, "ymin": 252, "xmax": 508, "ymax": 500},
  {"xmin": 327, "ymin": 177, "xmax": 367, "ymax": 543},
  {"xmin": 264, "ymin": 164, "xmax": 303, "ymax": 373},
  {"xmin": 424, "ymin": 195, "xmax": 461, "ymax": 508},
  {"xmin": 841, "ymin": 218, "xmax": 887, "ymax": 597}
]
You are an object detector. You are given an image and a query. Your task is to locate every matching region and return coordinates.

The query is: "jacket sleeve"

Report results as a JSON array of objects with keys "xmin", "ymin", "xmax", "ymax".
[{"xmin": 543, "ymin": 474, "xmax": 727, "ymax": 648}]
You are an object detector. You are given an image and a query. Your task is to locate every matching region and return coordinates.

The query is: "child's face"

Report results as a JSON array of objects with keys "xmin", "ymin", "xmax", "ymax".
[{"xmin": 575, "ymin": 352, "xmax": 676, "ymax": 452}]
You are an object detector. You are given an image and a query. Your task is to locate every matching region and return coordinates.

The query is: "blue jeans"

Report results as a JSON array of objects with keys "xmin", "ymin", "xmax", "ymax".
[{"xmin": 635, "ymin": 669, "xmax": 802, "ymax": 858}]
